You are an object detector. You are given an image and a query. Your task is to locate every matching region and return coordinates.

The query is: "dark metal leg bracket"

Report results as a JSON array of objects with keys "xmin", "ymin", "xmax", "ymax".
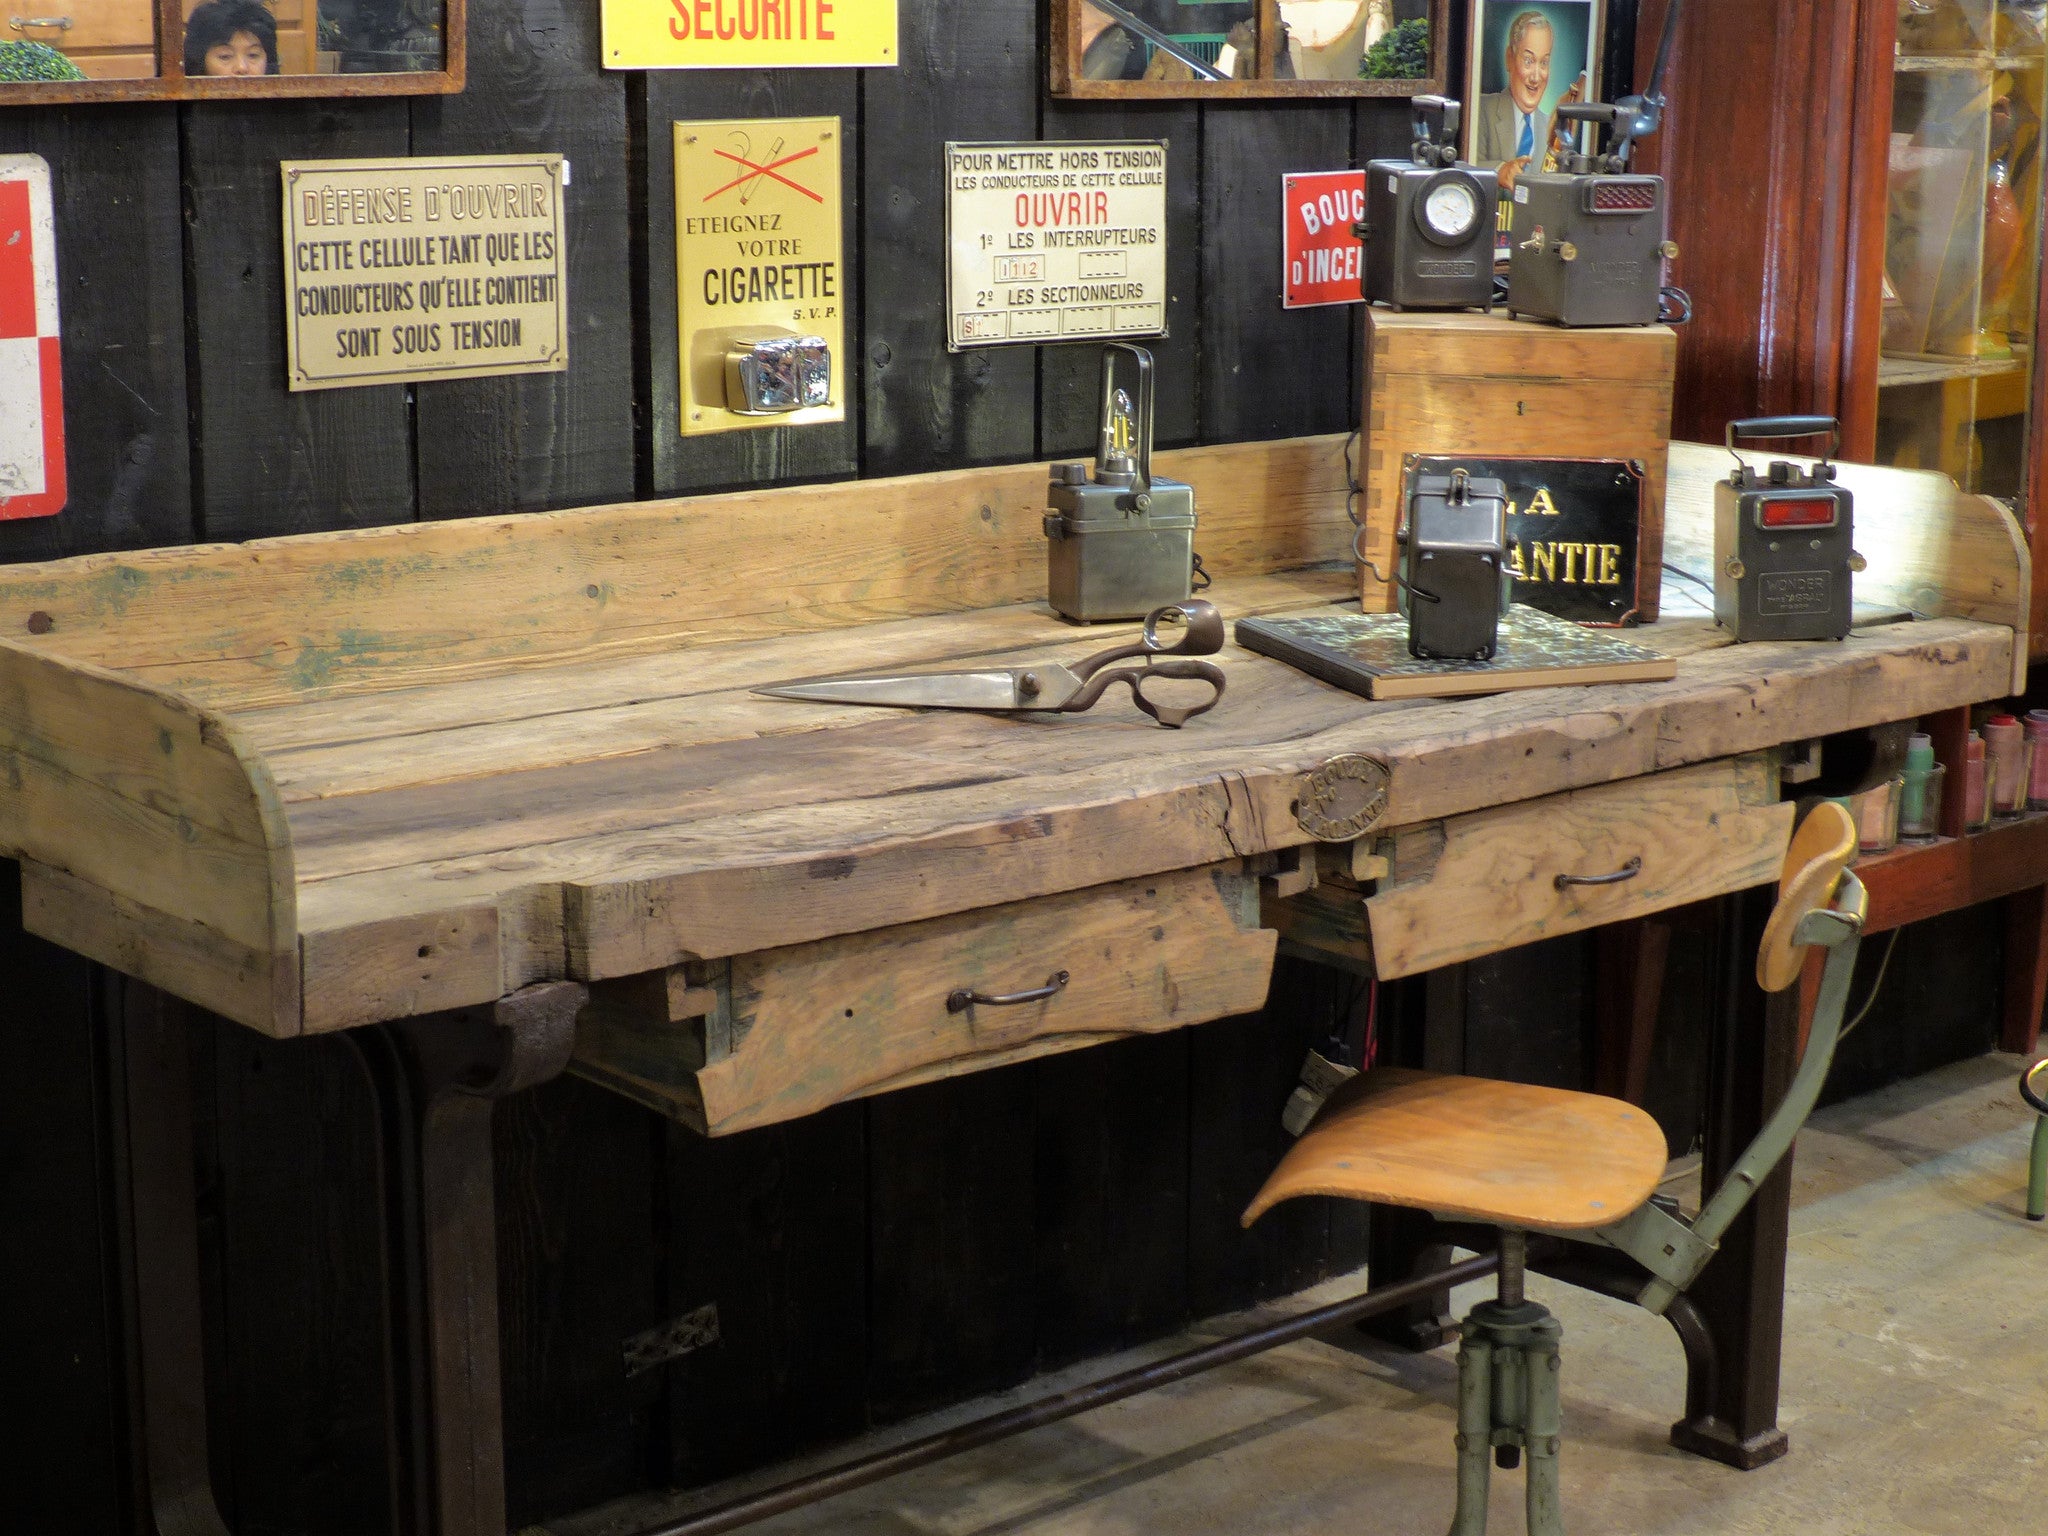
[{"xmin": 117, "ymin": 979, "xmax": 584, "ymax": 1536}]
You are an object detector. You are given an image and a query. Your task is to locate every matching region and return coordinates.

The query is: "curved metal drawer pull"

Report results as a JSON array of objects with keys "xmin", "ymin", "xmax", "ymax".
[
  {"xmin": 10, "ymin": 15, "xmax": 73, "ymax": 28},
  {"xmin": 947, "ymin": 970, "xmax": 1070, "ymax": 1013},
  {"xmin": 1555, "ymin": 856, "xmax": 1643, "ymax": 891}
]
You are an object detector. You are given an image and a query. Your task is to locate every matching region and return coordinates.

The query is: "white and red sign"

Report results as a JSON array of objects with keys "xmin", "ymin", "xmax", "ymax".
[
  {"xmin": 945, "ymin": 140, "xmax": 1168, "ymax": 350},
  {"xmin": 1282, "ymin": 170, "xmax": 1367, "ymax": 310},
  {"xmin": 0, "ymin": 154, "xmax": 62, "ymax": 520}
]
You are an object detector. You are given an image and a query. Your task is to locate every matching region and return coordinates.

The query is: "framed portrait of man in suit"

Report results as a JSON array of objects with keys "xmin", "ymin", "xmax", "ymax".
[{"xmin": 1461, "ymin": 0, "xmax": 1603, "ymax": 192}]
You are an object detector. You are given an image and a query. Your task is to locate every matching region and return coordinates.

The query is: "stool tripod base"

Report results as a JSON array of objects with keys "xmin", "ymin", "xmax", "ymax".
[{"xmin": 1448, "ymin": 1299, "xmax": 1566, "ymax": 1536}]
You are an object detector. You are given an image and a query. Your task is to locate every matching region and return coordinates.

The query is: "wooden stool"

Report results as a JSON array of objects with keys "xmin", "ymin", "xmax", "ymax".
[{"xmin": 1244, "ymin": 802, "xmax": 1867, "ymax": 1535}]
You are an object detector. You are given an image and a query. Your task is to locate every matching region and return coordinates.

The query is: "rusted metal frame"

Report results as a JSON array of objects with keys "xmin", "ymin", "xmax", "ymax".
[
  {"xmin": 625, "ymin": 1251, "xmax": 1504, "ymax": 1536},
  {"xmin": 0, "ymin": 0, "xmax": 464, "ymax": 105}
]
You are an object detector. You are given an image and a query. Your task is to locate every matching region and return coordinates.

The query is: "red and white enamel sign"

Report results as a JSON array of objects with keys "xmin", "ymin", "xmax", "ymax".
[
  {"xmin": 1282, "ymin": 170, "xmax": 1367, "ymax": 310},
  {"xmin": 0, "ymin": 154, "xmax": 62, "ymax": 520}
]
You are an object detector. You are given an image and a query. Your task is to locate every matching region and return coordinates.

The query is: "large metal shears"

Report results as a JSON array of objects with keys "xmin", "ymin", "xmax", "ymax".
[{"xmin": 756, "ymin": 600, "xmax": 1227, "ymax": 728}]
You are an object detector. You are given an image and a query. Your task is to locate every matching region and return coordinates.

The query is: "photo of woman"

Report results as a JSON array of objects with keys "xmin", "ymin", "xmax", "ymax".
[{"xmin": 183, "ymin": 0, "xmax": 280, "ymax": 76}]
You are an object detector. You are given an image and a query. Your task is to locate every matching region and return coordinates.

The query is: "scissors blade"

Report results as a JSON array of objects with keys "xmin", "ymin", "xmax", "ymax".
[{"xmin": 757, "ymin": 665, "xmax": 1083, "ymax": 713}]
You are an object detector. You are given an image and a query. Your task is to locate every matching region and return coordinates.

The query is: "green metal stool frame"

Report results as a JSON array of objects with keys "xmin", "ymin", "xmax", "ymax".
[
  {"xmin": 2023, "ymin": 1057, "xmax": 2048, "ymax": 1223},
  {"xmin": 1436, "ymin": 863, "xmax": 1868, "ymax": 1536},
  {"xmin": 1249, "ymin": 803, "xmax": 1869, "ymax": 1536}
]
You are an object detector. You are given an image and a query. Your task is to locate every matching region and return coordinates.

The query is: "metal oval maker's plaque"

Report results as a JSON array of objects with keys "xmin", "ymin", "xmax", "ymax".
[{"xmin": 1295, "ymin": 754, "xmax": 1391, "ymax": 842}]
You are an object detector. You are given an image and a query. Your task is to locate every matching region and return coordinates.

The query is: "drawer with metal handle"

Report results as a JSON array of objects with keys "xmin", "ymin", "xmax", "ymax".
[
  {"xmin": 570, "ymin": 863, "xmax": 1277, "ymax": 1136},
  {"xmin": 9, "ymin": 0, "xmax": 150, "ymax": 51},
  {"xmin": 1360, "ymin": 753, "xmax": 1792, "ymax": 978},
  {"xmin": 1266, "ymin": 754, "xmax": 1793, "ymax": 981}
]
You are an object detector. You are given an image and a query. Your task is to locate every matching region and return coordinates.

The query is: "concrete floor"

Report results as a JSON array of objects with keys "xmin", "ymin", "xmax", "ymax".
[{"xmin": 561, "ymin": 1052, "xmax": 2048, "ymax": 1536}]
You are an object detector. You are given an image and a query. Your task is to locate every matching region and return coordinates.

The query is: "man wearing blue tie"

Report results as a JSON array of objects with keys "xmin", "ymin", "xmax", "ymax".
[{"xmin": 1474, "ymin": 10, "xmax": 1555, "ymax": 190}]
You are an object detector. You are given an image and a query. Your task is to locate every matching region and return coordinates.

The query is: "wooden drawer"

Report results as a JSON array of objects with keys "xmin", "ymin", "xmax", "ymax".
[
  {"xmin": 9, "ymin": 0, "xmax": 152, "ymax": 52},
  {"xmin": 571, "ymin": 864, "xmax": 1278, "ymax": 1136},
  {"xmin": 1361, "ymin": 755, "xmax": 1793, "ymax": 979},
  {"xmin": 70, "ymin": 48, "xmax": 154, "ymax": 76}
]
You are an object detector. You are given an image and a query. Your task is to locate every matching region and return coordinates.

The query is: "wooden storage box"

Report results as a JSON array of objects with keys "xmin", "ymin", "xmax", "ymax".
[{"xmin": 1357, "ymin": 310, "xmax": 1677, "ymax": 621}]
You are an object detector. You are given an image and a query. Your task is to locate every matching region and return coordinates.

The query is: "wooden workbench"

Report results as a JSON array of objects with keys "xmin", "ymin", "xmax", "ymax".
[{"xmin": 0, "ymin": 433, "xmax": 2027, "ymax": 1531}]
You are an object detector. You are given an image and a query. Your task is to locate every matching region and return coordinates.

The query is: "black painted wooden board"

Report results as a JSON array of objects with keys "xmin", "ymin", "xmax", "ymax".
[
  {"xmin": 642, "ymin": 70, "xmax": 862, "ymax": 497},
  {"xmin": 862, "ymin": 0, "xmax": 1042, "ymax": 477},
  {"xmin": 661, "ymin": 1104, "xmax": 867, "ymax": 1487},
  {"xmin": 865, "ymin": 1067, "xmax": 1038, "ymax": 1423},
  {"xmin": 1188, "ymin": 958, "xmax": 1352, "ymax": 1318},
  {"xmin": 410, "ymin": 0, "xmax": 636, "ymax": 519},
  {"xmin": 1643, "ymin": 922, "xmax": 1714, "ymax": 1157},
  {"xmin": 1031, "ymin": 1031, "xmax": 1191, "ymax": 1369},
  {"xmin": 181, "ymin": 102, "xmax": 415, "ymax": 541},
  {"xmin": 1037, "ymin": 103, "xmax": 1203, "ymax": 459},
  {"xmin": 1463, "ymin": 934, "xmax": 1594, "ymax": 1092},
  {"xmin": 497, "ymin": 1075, "xmax": 668, "ymax": 1525},
  {"xmin": 0, "ymin": 866, "xmax": 124, "ymax": 1533},
  {"xmin": 1197, "ymin": 106, "xmax": 1357, "ymax": 443},
  {"xmin": 204, "ymin": 1024, "xmax": 391, "ymax": 1535},
  {"xmin": 1825, "ymin": 902, "xmax": 2003, "ymax": 1106},
  {"xmin": 1354, "ymin": 98, "xmax": 1413, "ymax": 165},
  {"xmin": 0, "ymin": 108, "xmax": 193, "ymax": 563}
]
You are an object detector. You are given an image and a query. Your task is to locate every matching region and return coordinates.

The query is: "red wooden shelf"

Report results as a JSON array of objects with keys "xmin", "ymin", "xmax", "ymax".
[
  {"xmin": 1804, "ymin": 809, "xmax": 2048, "ymax": 1054},
  {"xmin": 1852, "ymin": 811, "xmax": 2048, "ymax": 934}
]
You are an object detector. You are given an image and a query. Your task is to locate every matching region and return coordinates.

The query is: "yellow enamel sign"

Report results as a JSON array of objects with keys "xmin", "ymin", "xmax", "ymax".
[
  {"xmin": 675, "ymin": 118, "xmax": 845, "ymax": 436},
  {"xmin": 280, "ymin": 155, "xmax": 568, "ymax": 392},
  {"xmin": 605, "ymin": 0, "xmax": 896, "ymax": 68}
]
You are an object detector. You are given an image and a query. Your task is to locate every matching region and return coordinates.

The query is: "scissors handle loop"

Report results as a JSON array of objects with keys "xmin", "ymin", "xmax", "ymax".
[
  {"xmin": 1063, "ymin": 658, "xmax": 1226, "ymax": 728},
  {"xmin": 1069, "ymin": 599, "xmax": 1227, "ymax": 682}
]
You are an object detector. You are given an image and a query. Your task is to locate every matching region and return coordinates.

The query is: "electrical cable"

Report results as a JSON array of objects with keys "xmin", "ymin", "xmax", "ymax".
[
  {"xmin": 1660, "ymin": 561, "xmax": 1716, "ymax": 597},
  {"xmin": 1838, "ymin": 928, "xmax": 1902, "ymax": 1042},
  {"xmin": 1343, "ymin": 428, "xmax": 1362, "ymax": 528}
]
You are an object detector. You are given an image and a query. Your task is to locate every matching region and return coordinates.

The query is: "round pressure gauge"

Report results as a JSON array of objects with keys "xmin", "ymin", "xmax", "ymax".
[{"xmin": 1416, "ymin": 173, "xmax": 1481, "ymax": 244}]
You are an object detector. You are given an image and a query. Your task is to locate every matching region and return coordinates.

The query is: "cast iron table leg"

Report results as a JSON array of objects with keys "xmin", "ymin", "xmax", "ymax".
[
  {"xmin": 351, "ymin": 982, "xmax": 586, "ymax": 1536},
  {"xmin": 1667, "ymin": 885, "xmax": 1795, "ymax": 1469},
  {"xmin": 116, "ymin": 975, "xmax": 583, "ymax": 1536},
  {"xmin": 112, "ymin": 980, "xmax": 233, "ymax": 1536}
]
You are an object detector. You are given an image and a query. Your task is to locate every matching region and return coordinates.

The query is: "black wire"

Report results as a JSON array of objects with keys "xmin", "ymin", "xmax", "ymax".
[
  {"xmin": 1838, "ymin": 929, "xmax": 1903, "ymax": 1043},
  {"xmin": 1661, "ymin": 561, "xmax": 1716, "ymax": 596},
  {"xmin": 1343, "ymin": 429, "xmax": 1363, "ymax": 529},
  {"xmin": 1190, "ymin": 551, "xmax": 1212, "ymax": 592}
]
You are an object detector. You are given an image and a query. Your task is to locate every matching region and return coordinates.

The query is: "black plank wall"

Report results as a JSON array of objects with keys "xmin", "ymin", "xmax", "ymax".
[
  {"xmin": 0, "ymin": 2, "xmax": 2009, "ymax": 1532},
  {"xmin": 0, "ymin": 2, "xmax": 1402, "ymax": 1527}
]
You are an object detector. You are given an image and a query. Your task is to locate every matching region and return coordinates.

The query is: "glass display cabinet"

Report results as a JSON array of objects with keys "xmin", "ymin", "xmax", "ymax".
[{"xmin": 1875, "ymin": 1, "xmax": 2048, "ymax": 504}]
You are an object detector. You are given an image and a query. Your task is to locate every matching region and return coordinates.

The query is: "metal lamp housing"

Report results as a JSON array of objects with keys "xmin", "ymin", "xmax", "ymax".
[{"xmin": 1361, "ymin": 160, "xmax": 1495, "ymax": 312}]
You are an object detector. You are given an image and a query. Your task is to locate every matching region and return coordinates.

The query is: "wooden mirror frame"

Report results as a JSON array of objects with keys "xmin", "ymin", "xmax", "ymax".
[
  {"xmin": 1051, "ymin": 0, "xmax": 1446, "ymax": 100},
  {"xmin": 0, "ymin": 0, "xmax": 462, "ymax": 104}
]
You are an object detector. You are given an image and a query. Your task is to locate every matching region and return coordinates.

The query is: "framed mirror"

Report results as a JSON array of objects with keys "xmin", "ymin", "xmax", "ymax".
[
  {"xmin": 0, "ymin": 0, "xmax": 462, "ymax": 101},
  {"xmin": 1051, "ymin": 0, "xmax": 1445, "ymax": 99}
]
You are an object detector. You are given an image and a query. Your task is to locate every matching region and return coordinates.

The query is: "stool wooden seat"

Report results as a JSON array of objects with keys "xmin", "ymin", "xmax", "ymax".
[{"xmin": 1242, "ymin": 1069, "xmax": 1669, "ymax": 1232}]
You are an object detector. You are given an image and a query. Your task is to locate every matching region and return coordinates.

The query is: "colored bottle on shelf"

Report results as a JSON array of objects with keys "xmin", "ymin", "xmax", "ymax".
[
  {"xmin": 2027, "ymin": 710, "xmax": 2048, "ymax": 809},
  {"xmin": 1985, "ymin": 714, "xmax": 2027, "ymax": 814},
  {"xmin": 1900, "ymin": 732, "xmax": 1943, "ymax": 839},
  {"xmin": 1963, "ymin": 729, "xmax": 1988, "ymax": 828}
]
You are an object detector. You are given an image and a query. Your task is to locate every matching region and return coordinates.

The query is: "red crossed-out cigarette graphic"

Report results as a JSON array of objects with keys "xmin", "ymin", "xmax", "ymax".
[{"xmin": 703, "ymin": 134, "xmax": 824, "ymax": 205}]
